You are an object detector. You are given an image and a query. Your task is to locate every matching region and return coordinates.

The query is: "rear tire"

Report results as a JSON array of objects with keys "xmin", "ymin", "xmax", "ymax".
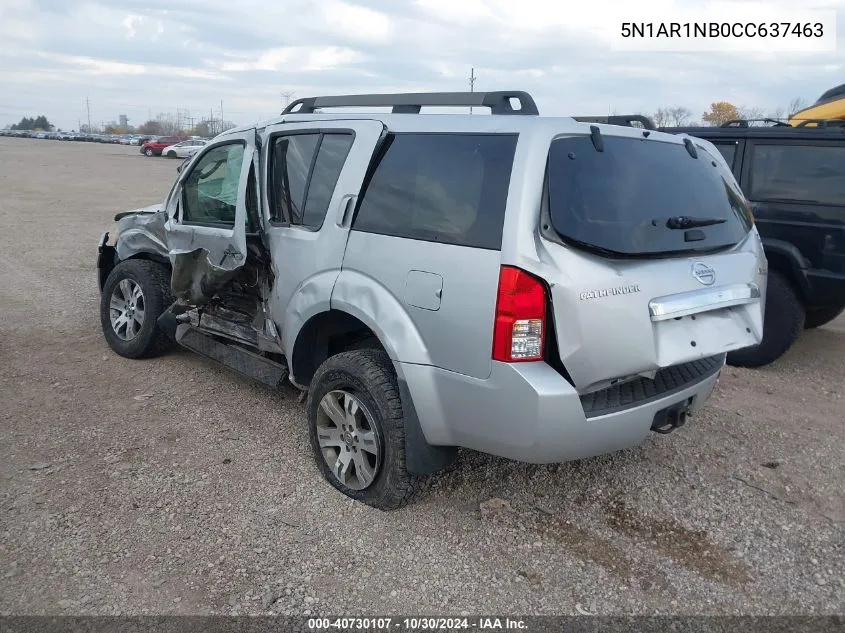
[
  {"xmin": 804, "ymin": 306, "xmax": 845, "ymax": 329},
  {"xmin": 100, "ymin": 259, "xmax": 175, "ymax": 359},
  {"xmin": 307, "ymin": 350, "xmax": 427, "ymax": 511},
  {"xmin": 727, "ymin": 270, "xmax": 804, "ymax": 368}
]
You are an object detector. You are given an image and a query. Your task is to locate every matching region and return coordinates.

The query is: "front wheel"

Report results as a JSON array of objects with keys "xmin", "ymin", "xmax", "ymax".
[
  {"xmin": 144, "ymin": 148, "xmax": 154, "ymax": 157},
  {"xmin": 307, "ymin": 350, "xmax": 427, "ymax": 510},
  {"xmin": 166, "ymin": 150, "xmax": 176, "ymax": 158},
  {"xmin": 100, "ymin": 259, "xmax": 175, "ymax": 359}
]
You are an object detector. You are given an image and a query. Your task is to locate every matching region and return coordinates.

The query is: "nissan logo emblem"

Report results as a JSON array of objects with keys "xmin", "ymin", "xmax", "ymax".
[{"xmin": 691, "ymin": 262, "xmax": 716, "ymax": 286}]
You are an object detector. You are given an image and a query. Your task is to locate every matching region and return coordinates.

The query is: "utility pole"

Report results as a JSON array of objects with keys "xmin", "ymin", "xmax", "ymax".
[
  {"xmin": 86, "ymin": 97, "xmax": 91, "ymax": 131},
  {"xmin": 469, "ymin": 67, "xmax": 476, "ymax": 115},
  {"xmin": 220, "ymin": 100, "xmax": 224, "ymax": 128}
]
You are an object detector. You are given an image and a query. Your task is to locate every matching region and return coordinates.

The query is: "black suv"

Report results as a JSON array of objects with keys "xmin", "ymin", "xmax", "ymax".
[{"xmin": 657, "ymin": 118, "xmax": 845, "ymax": 366}]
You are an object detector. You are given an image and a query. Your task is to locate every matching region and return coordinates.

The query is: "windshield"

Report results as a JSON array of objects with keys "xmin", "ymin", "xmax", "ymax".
[{"xmin": 546, "ymin": 135, "xmax": 753, "ymax": 257}]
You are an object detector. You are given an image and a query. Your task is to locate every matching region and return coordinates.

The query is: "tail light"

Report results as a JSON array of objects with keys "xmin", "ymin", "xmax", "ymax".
[{"xmin": 492, "ymin": 266, "xmax": 546, "ymax": 362}]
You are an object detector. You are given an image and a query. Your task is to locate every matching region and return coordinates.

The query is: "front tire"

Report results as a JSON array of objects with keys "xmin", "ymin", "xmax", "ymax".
[
  {"xmin": 307, "ymin": 350, "xmax": 426, "ymax": 510},
  {"xmin": 727, "ymin": 270, "xmax": 804, "ymax": 368},
  {"xmin": 100, "ymin": 259, "xmax": 175, "ymax": 359},
  {"xmin": 144, "ymin": 148, "xmax": 154, "ymax": 157},
  {"xmin": 166, "ymin": 150, "xmax": 176, "ymax": 158}
]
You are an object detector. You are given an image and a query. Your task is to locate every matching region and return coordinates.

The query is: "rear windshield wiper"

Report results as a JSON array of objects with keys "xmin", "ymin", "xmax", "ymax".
[{"xmin": 656, "ymin": 216, "xmax": 728, "ymax": 229}]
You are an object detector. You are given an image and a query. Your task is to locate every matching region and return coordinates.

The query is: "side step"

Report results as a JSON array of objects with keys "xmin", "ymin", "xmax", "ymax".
[{"xmin": 174, "ymin": 324, "xmax": 288, "ymax": 389}]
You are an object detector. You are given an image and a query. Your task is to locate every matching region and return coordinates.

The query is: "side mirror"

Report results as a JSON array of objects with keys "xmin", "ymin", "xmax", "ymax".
[{"xmin": 176, "ymin": 159, "xmax": 186, "ymax": 173}]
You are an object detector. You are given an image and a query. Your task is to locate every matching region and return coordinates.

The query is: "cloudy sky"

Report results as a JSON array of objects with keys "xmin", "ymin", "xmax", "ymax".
[{"xmin": 1, "ymin": 0, "xmax": 842, "ymax": 130}]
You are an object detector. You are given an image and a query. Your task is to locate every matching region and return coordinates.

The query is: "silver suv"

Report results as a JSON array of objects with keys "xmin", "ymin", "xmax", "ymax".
[{"xmin": 96, "ymin": 91, "xmax": 767, "ymax": 510}]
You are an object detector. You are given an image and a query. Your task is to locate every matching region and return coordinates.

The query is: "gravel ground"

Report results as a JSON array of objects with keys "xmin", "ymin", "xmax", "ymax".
[{"xmin": 0, "ymin": 137, "xmax": 843, "ymax": 616}]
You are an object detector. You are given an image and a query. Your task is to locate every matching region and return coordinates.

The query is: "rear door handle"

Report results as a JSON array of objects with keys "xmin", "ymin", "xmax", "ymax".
[{"xmin": 336, "ymin": 194, "xmax": 356, "ymax": 228}]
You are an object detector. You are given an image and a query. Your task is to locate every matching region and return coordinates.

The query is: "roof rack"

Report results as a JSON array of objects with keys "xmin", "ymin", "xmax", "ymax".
[
  {"xmin": 720, "ymin": 118, "xmax": 791, "ymax": 128},
  {"xmin": 281, "ymin": 91, "xmax": 539, "ymax": 116},
  {"xmin": 571, "ymin": 115, "xmax": 656, "ymax": 130}
]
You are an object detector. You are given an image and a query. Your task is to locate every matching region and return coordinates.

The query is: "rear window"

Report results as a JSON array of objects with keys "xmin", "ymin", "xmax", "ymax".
[
  {"xmin": 546, "ymin": 135, "xmax": 754, "ymax": 257},
  {"xmin": 749, "ymin": 143, "xmax": 845, "ymax": 207},
  {"xmin": 352, "ymin": 133, "xmax": 518, "ymax": 250}
]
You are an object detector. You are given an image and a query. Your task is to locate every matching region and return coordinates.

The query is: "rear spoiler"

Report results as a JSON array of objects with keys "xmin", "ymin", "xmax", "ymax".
[{"xmin": 572, "ymin": 115, "xmax": 656, "ymax": 130}]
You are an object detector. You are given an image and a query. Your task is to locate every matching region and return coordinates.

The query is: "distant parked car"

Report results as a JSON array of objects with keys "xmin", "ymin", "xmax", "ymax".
[
  {"xmin": 140, "ymin": 136, "xmax": 189, "ymax": 157},
  {"xmin": 161, "ymin": 139, "xmax": 208, "ymax": 159}
]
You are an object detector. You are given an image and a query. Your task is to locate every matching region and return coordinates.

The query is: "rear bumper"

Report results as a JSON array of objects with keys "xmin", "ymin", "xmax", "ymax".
[{"xmin": 400, "ymin": 357, "xmax": 723, "ymax": 464}]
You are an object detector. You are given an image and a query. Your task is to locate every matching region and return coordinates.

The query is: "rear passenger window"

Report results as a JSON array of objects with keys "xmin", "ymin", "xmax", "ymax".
[
  {"xmin": 353, "ymin": 133, "xmax": 518, "ymax": 249},
  {"xmin": 750, "ymin": 143, "xmax": 845, "ymax": 206},
  {"xmin": 269, "ymin": 134, "xmax": 320, "ymax": 223},
  {"xmin": 269, "ymin": 133, "xmax": 354, "ymax": 227},
  {"xmin": 302, "ymin": 134, "xmax": 354, "ymax": 228}
]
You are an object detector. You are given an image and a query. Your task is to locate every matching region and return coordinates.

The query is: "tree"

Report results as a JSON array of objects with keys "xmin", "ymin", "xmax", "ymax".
[
  {"xmin": 650, "ymin": 106, "xmax": 694, "ymax": 127},
  {"xmin": 10, "ymin": 115, "xmax": 53, "ymax": 131},
  {"xmin": 651, "ymin": 107, "xmax": 671, "ymax": 127},
  {"xmin": 788, "ymin": 97, "xmax": 808, "ymax": 118},
  {"xmin": 738, "ymin": 106, "xmax": 765, "ymax": 121},
  {"xmin": 138, "ymin": 120, "xmax": 163, "ymax": 135},
  {"xmin": 192, "ymin": 118, "xmax": 237, "ymax": 138},
  {"xmin": 702, "ymin": 101, "xmax": 740, "ymax": 126},
  {"xmin": 666, "ymin": 106, "xmax": 693, "ymax": 126},
  {"xmin": 767, "ymin": 107, "xmax": 786, "ymax": 120},
  {"xmin": 104, "ymin": 123, "xmax": 133, "ymax": 134}
]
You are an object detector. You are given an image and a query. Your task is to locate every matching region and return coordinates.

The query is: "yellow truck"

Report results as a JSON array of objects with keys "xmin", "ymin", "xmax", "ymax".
[{"xmin": 789, "ymin": 83, "xmax": 845, "ymax": 126}]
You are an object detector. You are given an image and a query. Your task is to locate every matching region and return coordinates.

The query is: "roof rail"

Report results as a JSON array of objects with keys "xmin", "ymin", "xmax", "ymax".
[
  {"xmin": 281, "ymin": 91, "xmax": 539, "ymax": 116},
  {"xmin": 571, "ymin": 115, "xmax": 656, "ymax": 130},
  {"xmin": 720, "ymin": 118, "xmax": 791, "ymax": 128}
]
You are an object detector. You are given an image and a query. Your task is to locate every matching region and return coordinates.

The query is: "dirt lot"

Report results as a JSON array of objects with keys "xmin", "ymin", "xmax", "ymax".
[{"xmin": 0, "ymin": 137, "xmax": 843, "ymax": 616}]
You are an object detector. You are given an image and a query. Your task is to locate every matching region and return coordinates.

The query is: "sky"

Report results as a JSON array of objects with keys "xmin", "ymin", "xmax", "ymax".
[{"xmin": 0, "ymin": 0, "xmax": 843, "ymax": 131}]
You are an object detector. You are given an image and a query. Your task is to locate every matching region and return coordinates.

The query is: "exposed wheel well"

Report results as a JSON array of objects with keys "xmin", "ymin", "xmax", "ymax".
[
  {"xmin": 291, "ymin": 310, "xmax": 386, "ymax": 387},
  {"xmin": 99, "ymin": 251, "xmax": 171, "ymax": 291},
  {"xmin": 126, "ymin": 252, "xmax": 171, "ymax": 267}
]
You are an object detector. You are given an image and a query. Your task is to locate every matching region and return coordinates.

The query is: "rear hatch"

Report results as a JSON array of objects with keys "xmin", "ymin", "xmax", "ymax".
[{"xmin": 538, "ymin": 129, "xmax": 766, "ymax": 392}]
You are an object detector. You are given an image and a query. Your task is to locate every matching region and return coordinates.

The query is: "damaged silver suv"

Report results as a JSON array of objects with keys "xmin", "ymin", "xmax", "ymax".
[{"xmin": 97, "ymin": 91, "xmax": 767, "ymax": 510}]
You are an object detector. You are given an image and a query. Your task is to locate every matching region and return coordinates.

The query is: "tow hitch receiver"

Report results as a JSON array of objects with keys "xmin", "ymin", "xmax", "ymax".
[{"xmin": 651, "ymin": 397, "xmax": 694, "ymax": 434}]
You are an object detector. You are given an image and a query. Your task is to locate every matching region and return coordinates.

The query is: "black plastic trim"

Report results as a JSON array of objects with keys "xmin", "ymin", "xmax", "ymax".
[{"xmin": 580, "ymin": 354, "xmax": 725, "ymax": 419}]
